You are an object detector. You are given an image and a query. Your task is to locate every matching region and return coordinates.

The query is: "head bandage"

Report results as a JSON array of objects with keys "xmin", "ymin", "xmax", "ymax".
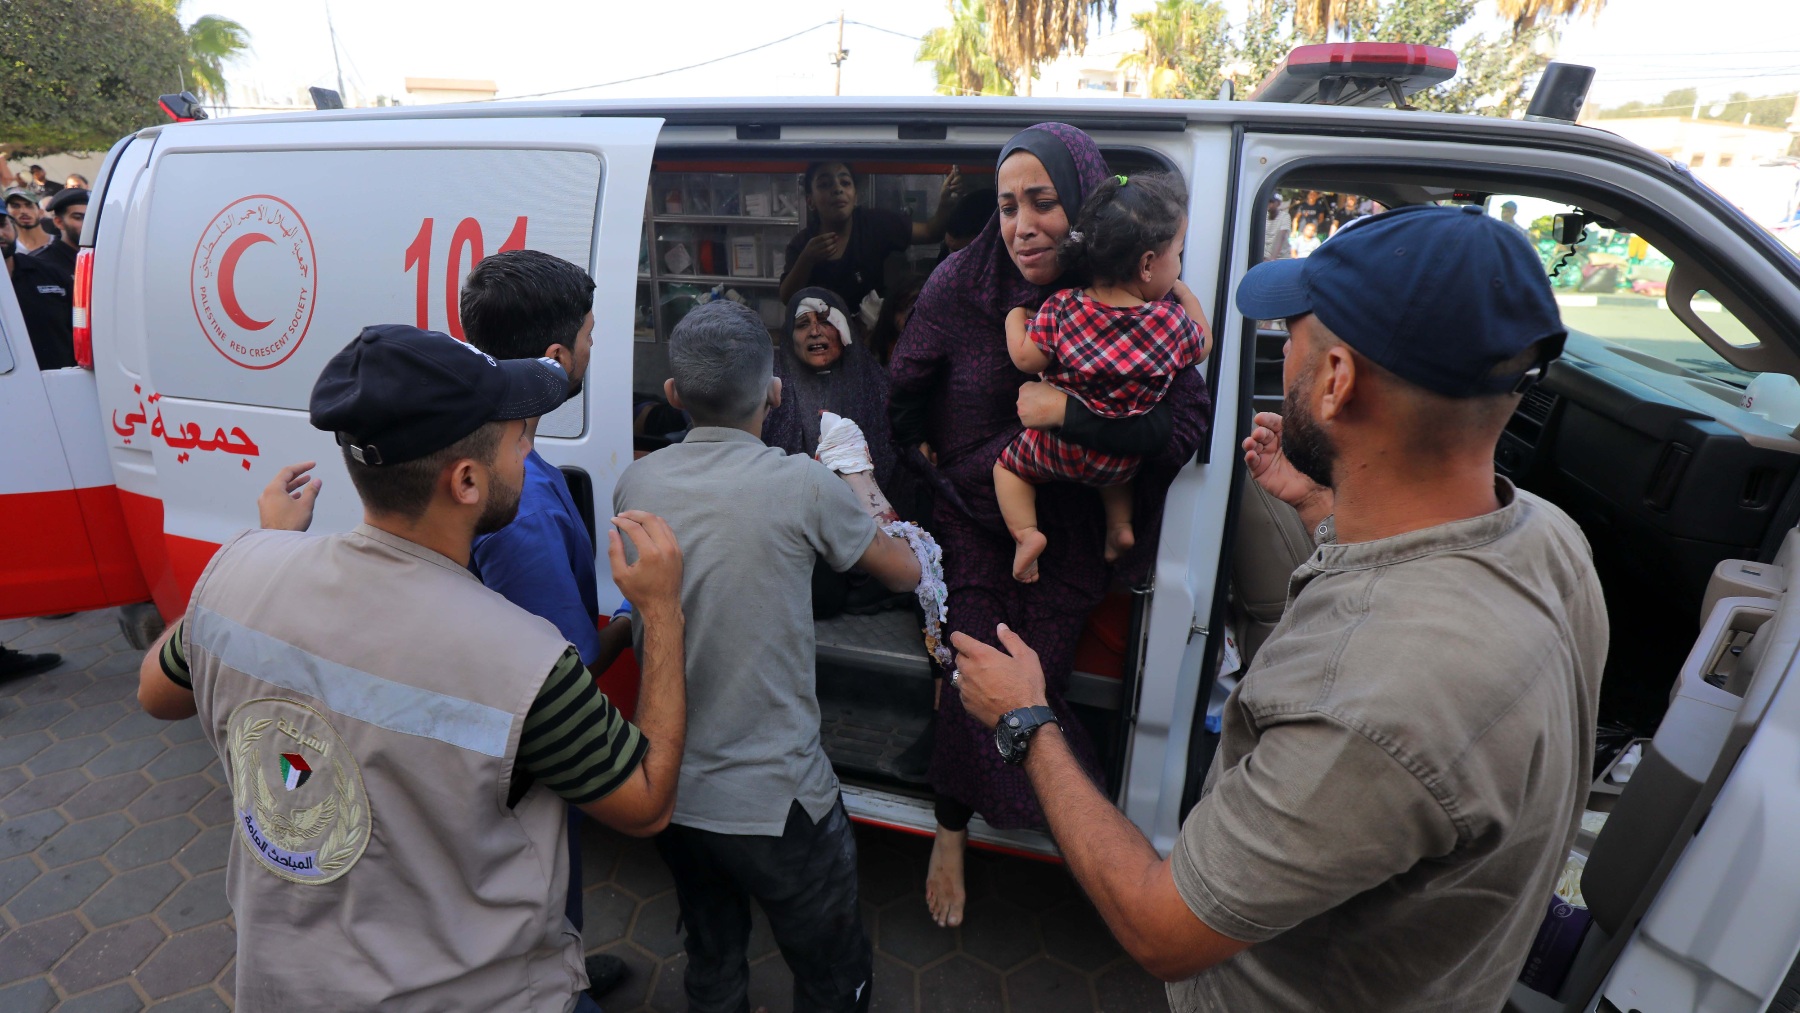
[{"xmin": 795, "ymin": 297, "xmax": 852, "ymax": 346}]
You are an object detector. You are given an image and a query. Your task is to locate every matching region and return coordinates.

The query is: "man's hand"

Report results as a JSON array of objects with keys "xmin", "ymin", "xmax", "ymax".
[
  {"xmin": 800, "ymin": 231, "xmax": 847, "ymax": 265},
  {"xmin": 1016, "ymin": 381, "xmax": 1069, "ymax": 431},
  {"xmin": 950, "ymin": 625, "xmax": 1047, "ymax": 728},
  {"xmin": 1242, "ymin": 413, "xmax": 1328, "ymax": 507},
  {"xmin": 608, "ymin": 510, "xmax": 683, "ymax": 615},
  {"xmin": 259, "ymin": 461, "xmax": 321, "ymax": 532},
  {"xmin": 939, "ymin": 165, "xmax": 965, "ymax": 201}
]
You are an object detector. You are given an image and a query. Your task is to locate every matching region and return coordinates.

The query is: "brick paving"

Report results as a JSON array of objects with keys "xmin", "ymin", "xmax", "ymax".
[{"xmin": 0, "ymin": 609, "xmax": 1169, "ymax": 1012}]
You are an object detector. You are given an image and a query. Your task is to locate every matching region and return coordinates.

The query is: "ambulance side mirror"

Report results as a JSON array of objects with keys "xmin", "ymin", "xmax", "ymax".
[{"xmin": 1552, "ymin": 214, "xmax": 1585, "ymax": 246}]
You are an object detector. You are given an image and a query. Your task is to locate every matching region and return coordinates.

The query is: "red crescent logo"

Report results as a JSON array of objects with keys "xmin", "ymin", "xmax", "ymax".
[
  {"xmin": 190, "ymin": 195, "xmax": 317, "ymax": 370},
  {"xmin": 218, "ymin": 232, "xmax": 275, "ymax": 331}
]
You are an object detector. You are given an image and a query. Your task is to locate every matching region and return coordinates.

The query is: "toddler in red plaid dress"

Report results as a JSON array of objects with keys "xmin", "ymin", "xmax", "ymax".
[{"xmin": 998, "ymin": 173, "xmax": 1212, "ymax": 582}]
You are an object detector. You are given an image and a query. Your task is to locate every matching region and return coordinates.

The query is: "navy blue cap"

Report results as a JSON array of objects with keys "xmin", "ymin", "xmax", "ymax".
[
  {"xmin": 310, "ymin": 324, "xmax": 567, "ymax": 466},
  {"xmin": 1236, "ymin": 204, "xmax": 1567, "ymax": 397}
]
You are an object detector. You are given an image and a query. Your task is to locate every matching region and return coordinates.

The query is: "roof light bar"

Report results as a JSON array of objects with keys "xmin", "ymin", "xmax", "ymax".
[{"xmin": 1250, "ymin": 43, "xmax": 1458, "ymax": 109}]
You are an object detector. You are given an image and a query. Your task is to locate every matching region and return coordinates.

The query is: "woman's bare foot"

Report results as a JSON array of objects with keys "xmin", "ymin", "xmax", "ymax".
[
  {"xmin": 926, "ymin": 825, "xmax": 967, "ymax": 928},
  {"xmin": 1011, "ymin": 528, "xmax": 1047, "ymax": 583},
  {"xmin": 1104, "ymin": 522, "xmax": 1135, "ymax": 563}
]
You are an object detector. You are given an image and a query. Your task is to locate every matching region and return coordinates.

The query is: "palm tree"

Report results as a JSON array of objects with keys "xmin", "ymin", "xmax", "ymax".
[
  {"xmin": 1118, "ymin": 0, "xmax": 1228, "ymax": 98},
  {"xmin": 918, "ymin": 0, "xmax": 1016, "ymax": 96},
  {"xmin": 986, "ymin": 0, "xmax": 1117, "ymax": 96},
  {"xmin": 181, "ymin": 12, "xmax": 252, "ymax": 103}
]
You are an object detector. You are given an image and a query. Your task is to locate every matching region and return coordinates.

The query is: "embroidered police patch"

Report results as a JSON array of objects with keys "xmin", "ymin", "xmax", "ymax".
[{"xmin": 226, "ymin": 698, "xmax": 370, "ymax": 884}]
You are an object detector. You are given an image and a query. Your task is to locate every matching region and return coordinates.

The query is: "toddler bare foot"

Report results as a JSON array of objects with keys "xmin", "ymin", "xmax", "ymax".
[
  {"xmin": 926, "ymin": 825, "xmax": 967, "ymax": 927},
  {"xmin": 1011, "ymin": 528, "xmax": 1047, "ymax": 583},
  {"xmin": 1105, "ymin": 522, "xmax": 1135, "ymax": 563}
]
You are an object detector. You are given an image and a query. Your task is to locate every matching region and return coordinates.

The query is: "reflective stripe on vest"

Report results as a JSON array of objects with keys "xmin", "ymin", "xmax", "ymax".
[{"xmin": 190, "ymin": 604, "xmax": 513, "ymax": 757}]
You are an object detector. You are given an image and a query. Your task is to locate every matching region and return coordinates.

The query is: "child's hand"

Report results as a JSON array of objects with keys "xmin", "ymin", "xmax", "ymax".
[{"xmin": 1007, "ymin": 306, "xmax": 1031, "ymax": 327}]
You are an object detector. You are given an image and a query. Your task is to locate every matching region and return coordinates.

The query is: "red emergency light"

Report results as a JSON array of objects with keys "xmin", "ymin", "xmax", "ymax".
[
  {"xmin": 73, "ymin": 248, "xmax": 94, "ymax": 369},
  {"xmin": 1250, "ymin": 43, "xmax": 1457, "ymax": 108},
  {"xmin": 157, "ymin": 92, "xmax": 209, "ymax": 123}
]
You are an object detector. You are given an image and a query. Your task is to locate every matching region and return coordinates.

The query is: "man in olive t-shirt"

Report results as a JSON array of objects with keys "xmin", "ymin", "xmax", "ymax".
[{"xmin": 952, "ymin": 205, "xmax": 1605, "ymax": 1011}]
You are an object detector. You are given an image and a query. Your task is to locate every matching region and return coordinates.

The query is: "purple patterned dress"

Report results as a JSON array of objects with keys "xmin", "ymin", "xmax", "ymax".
[{"xmin": 888, "ymin": 123, "xmax": 1212, "ymax": 830}]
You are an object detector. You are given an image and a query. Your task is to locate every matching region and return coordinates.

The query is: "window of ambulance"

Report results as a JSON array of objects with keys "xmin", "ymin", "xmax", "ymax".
[{"xmin": 1481, "ymin": 194, "xmax": 1762, "ymax": 388}]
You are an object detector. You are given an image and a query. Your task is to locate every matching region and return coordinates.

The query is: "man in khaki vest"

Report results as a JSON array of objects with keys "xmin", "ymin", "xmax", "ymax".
[{"xmin": 136, "ymin": 324, "xmax": 688, "ymax": 1012}]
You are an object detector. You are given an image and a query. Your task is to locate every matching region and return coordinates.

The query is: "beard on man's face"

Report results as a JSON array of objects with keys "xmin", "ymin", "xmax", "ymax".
[
  {"xmin": 474, "ymin": 469, "xmax": 523, "ymax": 536},
  {"xmin": 1281, "ymin": 375, "xmax": 1338, "ymax": 490}
]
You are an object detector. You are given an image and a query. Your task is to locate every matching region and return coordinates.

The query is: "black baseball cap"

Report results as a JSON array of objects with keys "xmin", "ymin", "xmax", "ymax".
[
  {"xmin": 47, "ymin": 188, "xmax": 88, "ymax": 215},
  {"xmin": 310, "ymin": 324, "xmax": 567, "ymax": 466},
  {"xmin": 1235, "ymin": 204, "xmax": 1567, "ymax": 397}
]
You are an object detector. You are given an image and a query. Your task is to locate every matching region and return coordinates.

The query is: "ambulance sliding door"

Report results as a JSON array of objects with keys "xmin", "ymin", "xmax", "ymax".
[{"xmin": 99, "ymin": 116, "xmax": 661, "ymax": 617}]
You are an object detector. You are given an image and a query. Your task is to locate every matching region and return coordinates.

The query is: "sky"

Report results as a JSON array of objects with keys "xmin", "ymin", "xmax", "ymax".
[{"xmin": 194, "ymin": 0, "xmax": 1800, "ymax": 115}]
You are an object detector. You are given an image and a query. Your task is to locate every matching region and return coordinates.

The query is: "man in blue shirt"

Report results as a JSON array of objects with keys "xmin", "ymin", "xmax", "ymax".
[{"xmin": 462, "ymin": 250, "xmax": 632, "ymax": 1001}]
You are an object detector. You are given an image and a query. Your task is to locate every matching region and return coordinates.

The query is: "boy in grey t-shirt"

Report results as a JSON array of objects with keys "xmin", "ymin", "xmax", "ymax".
[{"xmin": 614, "ymin": 300, "xmax": 919, "ymax": 1013}]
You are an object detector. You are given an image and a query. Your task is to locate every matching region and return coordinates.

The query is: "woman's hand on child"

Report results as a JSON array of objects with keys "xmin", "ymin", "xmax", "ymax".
[{"xmin": 1016, "ymin": 381, "xmax": 1069, "ymax": 431}]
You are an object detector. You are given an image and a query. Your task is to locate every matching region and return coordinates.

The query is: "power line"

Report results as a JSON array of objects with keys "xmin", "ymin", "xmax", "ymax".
[
  {"xmin": 493, "ymin": 21, "xmax": 837, "ymax": 101},
  {"xmin": 1595, "ymin": 93, "xmax": 1799, "ymax": 116},
  {"xmin": 844, "ymin": 19, "xmax": 924, "ymax": 41}
]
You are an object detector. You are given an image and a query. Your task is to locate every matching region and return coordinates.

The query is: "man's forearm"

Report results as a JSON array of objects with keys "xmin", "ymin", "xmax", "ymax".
[
  {"xmin": 631, "ymin": 603, "xmax": 686, "ymax": 806},
  {"xmin": 1026, "ymin": 725, "xmax": 1167, "ymax": 955}
]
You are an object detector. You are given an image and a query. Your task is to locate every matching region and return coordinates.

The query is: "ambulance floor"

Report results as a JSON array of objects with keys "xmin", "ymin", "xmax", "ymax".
[{"xmin": 0, "ymin": 608, "xmax": 1170, "ymax": 1012}]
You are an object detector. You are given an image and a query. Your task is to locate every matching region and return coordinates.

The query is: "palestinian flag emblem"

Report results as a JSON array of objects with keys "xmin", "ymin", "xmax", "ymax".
[{"xmin": 279, "ymin": 753, "xmax": 313, "ymax": 792}]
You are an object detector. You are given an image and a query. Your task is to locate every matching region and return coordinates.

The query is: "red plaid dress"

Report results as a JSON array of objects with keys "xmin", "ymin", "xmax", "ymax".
[{"xmin": 999, "ymin": 289, "xmax": 1202, "ymax": 487}]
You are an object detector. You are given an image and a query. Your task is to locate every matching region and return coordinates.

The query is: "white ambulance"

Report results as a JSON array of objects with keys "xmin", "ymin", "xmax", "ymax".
[{"xmin": 6, "ymin": 47, "xmax": 1800, "ymax": 1009}]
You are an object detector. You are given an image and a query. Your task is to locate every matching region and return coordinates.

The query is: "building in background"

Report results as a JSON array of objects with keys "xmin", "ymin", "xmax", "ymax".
[
  {"xmin": 1025, "ymin": 27, "xmax": 1147, "ymax": 99},
  {"xmin": 1585, "ymin": 109, "xmax": 1800, "ymax": 235},
  {"xmin": 404, "ymin": 78, "xmax": 499, "ymax": 105}
]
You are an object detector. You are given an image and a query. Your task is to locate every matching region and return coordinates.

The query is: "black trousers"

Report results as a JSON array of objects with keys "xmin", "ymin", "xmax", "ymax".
[{"xmin": 655, "ymin": 798, "xmax": 872, "ymax": 1013}]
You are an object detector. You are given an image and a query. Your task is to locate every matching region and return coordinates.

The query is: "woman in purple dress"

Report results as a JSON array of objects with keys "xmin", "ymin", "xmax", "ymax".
[{"xmin": 889, "ymin": 123, "xmax": 1211, "ymax": 927}]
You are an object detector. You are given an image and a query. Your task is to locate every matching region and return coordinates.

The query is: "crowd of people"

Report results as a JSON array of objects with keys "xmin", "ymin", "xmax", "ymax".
[
  {"xmin": 0, "ymin": 165, "xmax": 91, "ymax": 682},
  {"xmin": 10, "ymin": 118, "xmax": 1596, "ymax": 1013},
  {"xmin": 1263, "ymin": 189, "xmax": 1385, "ymax": 262},
  {"xmin": 1, "ymin": 161, "xmax": 86, "ymax": 371}
]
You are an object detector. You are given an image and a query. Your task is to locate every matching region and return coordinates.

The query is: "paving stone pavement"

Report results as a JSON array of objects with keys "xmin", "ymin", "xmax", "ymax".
[{"xmin": 0, "ymin": 609, "xmax": 1170, "ymax": 1012}]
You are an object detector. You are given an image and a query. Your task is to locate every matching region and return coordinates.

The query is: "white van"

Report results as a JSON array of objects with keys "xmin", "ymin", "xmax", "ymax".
[{"xmin": 6, "ymin": 67, "xmax": 1800, "ymax": 1009}]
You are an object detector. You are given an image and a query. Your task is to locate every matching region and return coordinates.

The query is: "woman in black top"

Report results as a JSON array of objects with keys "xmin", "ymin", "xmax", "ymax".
[{"xmin": 779, "ymin": 161, "xmax": 963, "ymax": 308}]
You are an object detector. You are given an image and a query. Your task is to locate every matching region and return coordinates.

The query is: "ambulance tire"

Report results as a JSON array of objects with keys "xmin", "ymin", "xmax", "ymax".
[{"xmin": 118, "ymin": 602, "xmax": 166, "ymax": 652}]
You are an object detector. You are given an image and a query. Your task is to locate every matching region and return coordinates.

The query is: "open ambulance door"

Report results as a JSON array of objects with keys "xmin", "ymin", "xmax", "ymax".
[
  {"xmin": 0, "ymin": 280, "xmax": 149, "ymax": 621},
  {"xmin": 89, "ymin": 114, "xmax": 663, "ymax": 621}
]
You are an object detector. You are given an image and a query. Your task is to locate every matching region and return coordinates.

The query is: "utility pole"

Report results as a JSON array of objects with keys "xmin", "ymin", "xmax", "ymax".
[
  {"xmin": 325, "ymin": 0, "xmax": 348, "ymax": 104},
  {"xmin": 831, "ymin": 10, "xmax": 849, "ymax": 96}
]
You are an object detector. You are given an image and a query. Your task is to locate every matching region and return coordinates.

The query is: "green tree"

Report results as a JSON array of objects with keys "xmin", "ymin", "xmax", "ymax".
[
  {"xmin": 1175, "ymin": 0, "xmax": 1559, "ymax": 118},
  {"xmin": 177, "ymin": 11, "xmax": 252, "ymax": 103},
  {"xmin": 918, "ymin": 0, "xmax": 1016, "ymax": 96},
  {"xmin": 1118, "ymin": 0, "xmax": 1230, "ymax": 98},
  {"xmin": 1495, "ymin": 0, "xmax": 1606, "ymax": 32},
  {"xmin": 0, "ymin": 0, "xmax": 188, "ymax": 156},
  {"xmin": 986, "ymin": 0, "xmax": 1117, "ymax": 95}
]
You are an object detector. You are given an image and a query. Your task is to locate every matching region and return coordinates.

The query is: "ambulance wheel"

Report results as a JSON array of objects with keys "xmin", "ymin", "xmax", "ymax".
[{"xmin": 118, "ymin": 603, "xmax": 166, "ymax": 651}]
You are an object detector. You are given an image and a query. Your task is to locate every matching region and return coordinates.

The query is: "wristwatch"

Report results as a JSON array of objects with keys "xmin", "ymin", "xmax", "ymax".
[{"xmin": 995, "ymin": 706, "xmax": 1058, "ymax": 765}]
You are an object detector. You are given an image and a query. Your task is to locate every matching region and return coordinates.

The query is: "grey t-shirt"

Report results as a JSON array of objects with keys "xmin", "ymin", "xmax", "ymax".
[
  {"xmin": 613, "ymin": 426, "xmax": 877, "ymax": 835},
  {"xmin": 1170, "ymin": 480, "xmax": 1607, "ymax": 1012}
]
